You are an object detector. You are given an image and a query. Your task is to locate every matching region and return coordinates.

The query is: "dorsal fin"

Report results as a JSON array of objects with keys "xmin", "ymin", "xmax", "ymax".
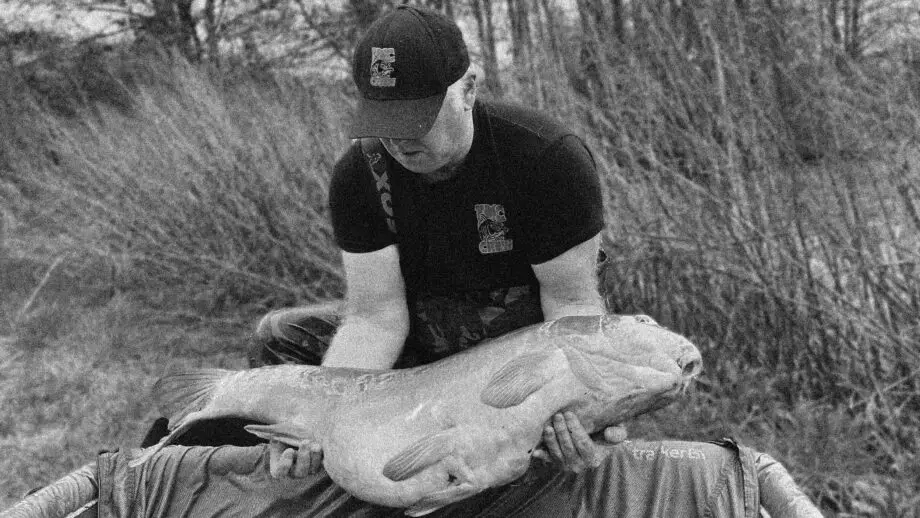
[
  {"xmin": 153, "ymin": 368, "xmax": 230, "ymax": 426},
  {"xmin": 382, "ymin": 431, "xmax": 455, "ymax": 482},
  {"xmin": 480, "ymin": 352, "xmax": 554, "ymax": 408}
]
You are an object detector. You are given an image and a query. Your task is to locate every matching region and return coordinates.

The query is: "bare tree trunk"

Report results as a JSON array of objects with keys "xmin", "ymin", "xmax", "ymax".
[
  {"xmin": 146, "ymin": 0, "xmax": 200, "ymax": 60},
  {"xmin": 506, "ymin": 0, "xmax": 532, "ymax": 66},
  {"xmin": 817, "ymin": 0, "xmax": 826, "ymax": 52},
  {"xmin": 471, "ymin": 0, "xmax": 502, "ymax": 96},
  {"xmin": 827, "ymin": 0, "xmax": 841, "ymax": 46},
  {"xmin": 536, "ymin": 0, "xmax": 561, "ymax": 55},
  {"xmin": 574, "ymin": 0, "xmax": 611, "ymax": 107},
  {"xmin": 176, "ymin": 0, "xmax": 199, "ymax": 58},
  {"xmin": 846, "ymin": 0, "xmax": 861, "ymax": 57},
  {"xmin": 507, "ymin": 0, "xmax": 543, "ymax": 105},
  {"xmin": 842, "ymin": 0, "xmax": 851, "ymax": 53},
  {"xmin": 349, "ymin": 0, "xmax": 384, "ymax": 32},
  {"xmin": 611, "ymin": 0, "xmax": 625, "ymax": 43},
  {"xmin": 427, "ymin": 0, "xmax": 455, "ymax": 18},
  {"xmin": 202, "ymin": 0, "xmax": 223, "ymax": 64}
]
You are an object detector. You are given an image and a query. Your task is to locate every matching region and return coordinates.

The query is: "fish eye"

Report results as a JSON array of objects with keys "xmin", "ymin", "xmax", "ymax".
[{"xmin": 634, "ymin": 315, "xmax": 659, "ymax": 326}]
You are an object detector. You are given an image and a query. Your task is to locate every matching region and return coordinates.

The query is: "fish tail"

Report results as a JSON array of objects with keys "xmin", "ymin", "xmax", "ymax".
[
  {"xmin": 153, "ymin": 368, "xmax": 231, "ymax": 424},
  {"xmin": 128, "ymin": 369, "xmax": 232, "ymax": 468}
]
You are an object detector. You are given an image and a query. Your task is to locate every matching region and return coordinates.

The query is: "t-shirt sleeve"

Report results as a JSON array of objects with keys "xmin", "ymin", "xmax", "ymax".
[
  {"xmin": 328, "ymin": 144, "xmax": 396, "ymax": 253},
  {"xmin": 518, "ymin": 135, "xmax": 605, "ymax": 264}
]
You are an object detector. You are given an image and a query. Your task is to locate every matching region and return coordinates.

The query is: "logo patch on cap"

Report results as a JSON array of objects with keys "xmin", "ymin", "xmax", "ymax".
[{"xmin": 370, "ymin": 47, "xmax": 396, "ymax": 87}]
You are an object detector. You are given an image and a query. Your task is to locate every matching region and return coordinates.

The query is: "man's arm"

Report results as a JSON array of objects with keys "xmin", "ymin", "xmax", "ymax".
[
  {"xmin": 532, "ymin": 232, "xmax": 605, "ymax": 320},
  {"xmin": 271, "ymin": 245, "xmax": 408, "ymax": 478},
  {"xmin": 531, "ymin": 232, "xmax": 627, "ymax": 472},
  {"xmin": 322, "ymin": 245, "xmax": 410, "ymax": 370}
]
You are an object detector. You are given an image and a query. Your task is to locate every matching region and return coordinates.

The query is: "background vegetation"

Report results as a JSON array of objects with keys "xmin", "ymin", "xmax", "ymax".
[{"xmin": 2, "ymin": 0, "xmax": 919, "ymax": 515}]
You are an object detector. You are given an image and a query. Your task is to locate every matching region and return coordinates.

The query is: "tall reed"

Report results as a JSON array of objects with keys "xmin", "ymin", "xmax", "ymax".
[{"xmin": 514, "ymin": 1, "xmax": 920, "ymax": 485}]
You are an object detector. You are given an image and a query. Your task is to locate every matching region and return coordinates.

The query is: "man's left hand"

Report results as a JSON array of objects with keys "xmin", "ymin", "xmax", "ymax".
[{"xmin": 534, "ymin": 412, "xmax": 627, "ymax": 473}]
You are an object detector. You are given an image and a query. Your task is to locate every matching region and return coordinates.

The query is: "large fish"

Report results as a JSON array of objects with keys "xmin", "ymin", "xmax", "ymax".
[{"xmin": 132, "ymin": 314, "xmax": 702, "ymax": 516}]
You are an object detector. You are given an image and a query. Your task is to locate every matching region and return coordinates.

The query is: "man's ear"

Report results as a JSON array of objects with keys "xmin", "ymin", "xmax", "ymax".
[
  {"xmin": 464, "ymin": 77, "xmax": 477, "ymax": 109},
  {"xmin": 463, "ymin": 67, "xmax": 479, "ymax": 109}
]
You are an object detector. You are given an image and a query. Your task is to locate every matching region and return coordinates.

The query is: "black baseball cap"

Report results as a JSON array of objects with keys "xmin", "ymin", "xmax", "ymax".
[{"xmin": 349, "ymin": 5, "xmax": 470, "ymax": 140}]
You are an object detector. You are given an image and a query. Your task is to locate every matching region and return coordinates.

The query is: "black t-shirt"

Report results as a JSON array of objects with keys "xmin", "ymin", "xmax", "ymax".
[{"xmin": 329, "ymin": 101, "xmax": 604, "ymax": 364}]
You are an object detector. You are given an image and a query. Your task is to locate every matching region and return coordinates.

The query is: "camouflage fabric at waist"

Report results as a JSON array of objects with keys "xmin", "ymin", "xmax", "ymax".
[{"xmin": 403, "ymin": 283, "xmax": 543, "ymax": 366}]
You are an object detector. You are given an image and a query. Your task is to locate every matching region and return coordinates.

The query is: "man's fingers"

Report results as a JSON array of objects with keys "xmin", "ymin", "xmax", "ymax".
[
  {"xmin": 307, "ymin": 443, "xmax": 324, "ymax": 475},
  {"xmin": 542, "ymin": 424, "xmax": 563, "ymax": 461},
  {"xmin": 552, "ymin": 413, "xmax": 588, "ymax": 473},
  {"xmin": 268, "ymin": 439, "xmax": 286, "ymax": 477},
  {"xmin": 273, "ymin": 440, "xmax": 323, "ymax": 478},
  {"xmin": 531, "ymin": 446, "xmax": 550, "ymax": 462},
  {"xmin": 269, "ymin": 441, "xmax": 296, "ymax": 479},
  {"xmin": 603, "ymin": 425, "xmax": 628, "ymax": 444},
  {"xmin": 553, "ymin": 414, "xmax": 577, "ymax": 458},
  {"xmin": 542, "ymin": 412, "xmax": 607, "ymax": 472},
  {"xmin": 289, "ymin": 443, "xmax": 311, "ymax": 478},
  {"xmin": 565, "ymin": 412, "xmax": 599, "ymax": 468}
]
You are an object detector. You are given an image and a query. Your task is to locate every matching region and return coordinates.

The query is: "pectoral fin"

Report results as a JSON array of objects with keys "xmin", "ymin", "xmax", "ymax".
[
  {"xmin": 244, "ymin": 423, "xmax": 315, "ymax": 447},
  {"xmin": 480, "ymin": 352, "xmax": 554, "ymax": 408},
  {"xmin": 382, "ymin": 431, "xmax": 455, "ymax": 482}
]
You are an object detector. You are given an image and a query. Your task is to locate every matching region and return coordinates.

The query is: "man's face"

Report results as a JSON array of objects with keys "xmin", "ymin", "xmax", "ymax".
[{"xmin": 379, "ymin": 78, "xmax": 474, "ymax": 175}]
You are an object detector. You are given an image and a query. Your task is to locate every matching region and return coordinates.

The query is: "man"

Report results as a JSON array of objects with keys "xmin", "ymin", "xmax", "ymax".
[{"xmin": 252, "ymin": 3, "xmax": 620, "ymax": 480}]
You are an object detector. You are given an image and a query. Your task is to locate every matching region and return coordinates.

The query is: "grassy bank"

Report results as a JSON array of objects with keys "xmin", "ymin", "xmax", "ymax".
[{"xmin": 2, "ymin": 16, "xmax": 919, "ymax": 515}]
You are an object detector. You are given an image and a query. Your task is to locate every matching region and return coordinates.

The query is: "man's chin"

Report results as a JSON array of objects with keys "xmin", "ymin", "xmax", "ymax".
[{"xmin": 399, "ymin": 160, "xmax": 440, "ymax": 175}]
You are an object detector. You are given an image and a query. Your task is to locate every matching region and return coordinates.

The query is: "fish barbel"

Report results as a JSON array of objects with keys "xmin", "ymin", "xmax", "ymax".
[{"xmin": 131, "ymin": 314, "xmax": 702, "ymax": 516}]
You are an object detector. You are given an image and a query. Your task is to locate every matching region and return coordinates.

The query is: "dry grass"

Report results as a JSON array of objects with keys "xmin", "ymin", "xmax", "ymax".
[
  {"xmin": 0, "ymin": 254, "xmax": 253, "ymax": 506},
  {"xmin": 2, "ymin": 49, "xmax": 348, "ymax": 312},
  {"xmin": 2, "ymin": 6, "xmax": 920, "ymax": 513}
]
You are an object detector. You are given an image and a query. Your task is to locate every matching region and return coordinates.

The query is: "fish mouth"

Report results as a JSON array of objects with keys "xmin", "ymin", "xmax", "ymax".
[
  {"xmin": 677, "ymin": 345, "xmax": 703, "ymax": 382},
  {"xmin": 610, "ymin": 352, "xmax": 702, "ymax": 423}
]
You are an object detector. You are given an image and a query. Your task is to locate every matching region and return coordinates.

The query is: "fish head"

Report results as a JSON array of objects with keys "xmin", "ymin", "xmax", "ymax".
[{"xmin": 549, "ymin": 314, "xmax": 702, "ymax": 430}]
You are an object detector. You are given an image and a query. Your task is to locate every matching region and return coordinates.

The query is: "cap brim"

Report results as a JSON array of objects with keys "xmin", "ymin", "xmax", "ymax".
[{"xmin": 348, "ymin": 93, "xmax": 445, "ymax": 140}]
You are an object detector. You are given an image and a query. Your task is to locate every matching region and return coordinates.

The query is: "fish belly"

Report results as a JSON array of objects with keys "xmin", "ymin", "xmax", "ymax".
[{"xmin": 318, "ymin": 370, "xmax": 556, "ymax": 510}]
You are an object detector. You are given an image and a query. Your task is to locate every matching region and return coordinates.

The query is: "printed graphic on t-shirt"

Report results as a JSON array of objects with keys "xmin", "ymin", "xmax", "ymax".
[
  {"xmin": 364, "ymin": 149, "xmax": 396, "ymax": 233},
  {"xmin": 475, "ymin": 203, "xmax": 513, "ymax": 254},
  {"xmin": 370, "ymin": 47, "xmax": 396, "ymax": 87}
]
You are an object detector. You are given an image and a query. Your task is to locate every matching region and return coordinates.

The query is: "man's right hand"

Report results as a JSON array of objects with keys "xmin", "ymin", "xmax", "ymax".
[{"xmin": 268, "ymin": 439, "xmax": 324, "ymax": 478}]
